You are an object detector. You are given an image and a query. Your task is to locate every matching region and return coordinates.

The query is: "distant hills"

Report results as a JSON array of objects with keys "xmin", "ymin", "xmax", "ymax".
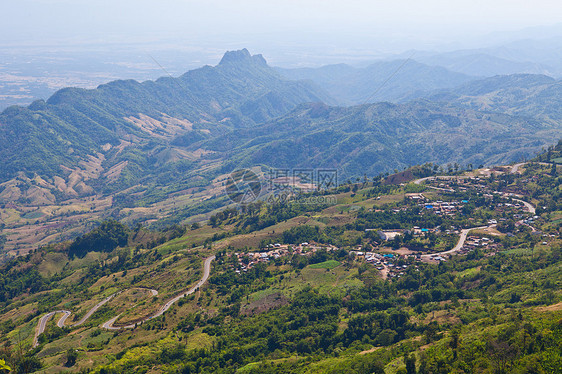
[
  {"xmin": 202, "ymin": 100, "xmax": 558, "ymax": 177},
  {"xmin": 413, "ymin": 51, "xmax": 553, "ymax": 77},
  {"xmin": 0, "ymin": 49, "xmax": 561, "ymax": 248},
  {"xmin": 277, "ymin": 59, "xmax": 475, "ymax": 105},
  {"xmin": 2, "ymin": 49, "xmax": 561, "ymax": 201},
  {"xmin": 274, "ymin": 39, "xmax": 562, "ymax": 108},
  {"xmin": 425, "ymin": 73, "xmax": 562, "ymax": 122},
  {"xmin": 0, "ymin": 48, "xmax": 329, "ymax": 189}
]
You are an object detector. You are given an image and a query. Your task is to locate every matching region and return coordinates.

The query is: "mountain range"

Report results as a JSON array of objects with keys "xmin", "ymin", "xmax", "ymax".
[
  {"xmin": 0, "ymin": 49, "xmax": 329, "ymax": 191},
  {"xmin": 277, "ymin": 59, "xmax": 475, "ymax": 105},
  {"xmin": 0, "ymin": 49, "xmax": 561, "ymax": 253},
  {"xmin": 201, "ymin": 100, "xmax": 555, "ymax": 177}
]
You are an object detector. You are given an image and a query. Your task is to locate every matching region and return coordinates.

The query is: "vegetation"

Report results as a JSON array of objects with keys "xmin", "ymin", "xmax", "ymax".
[
  {"xmin": 1, "ymin": 50, "xmax": 561, "ymax": 257},
  {"xmin": 0, "ymin": 160, "xmax": 560, "ymax": 373},
  {"xmin": 68, "ymin": 220, "xmax": 129, "ymax": 258},
  {"xmin": 1, "ymin": 49, "xmax": 562, "ymax": 372}
]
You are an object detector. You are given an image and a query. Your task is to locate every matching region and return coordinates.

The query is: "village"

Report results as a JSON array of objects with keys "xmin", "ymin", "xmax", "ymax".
[
  {"xmin": 226, "ymin": 226, "xmax": 504, "ymax": 279},
  {"xmin": 226, "ymin": 183, "xmax": 544, "ymax": 280},
  {"xmin": 227, "ymin": 242, "xmax": 416, "ymax": 279}
]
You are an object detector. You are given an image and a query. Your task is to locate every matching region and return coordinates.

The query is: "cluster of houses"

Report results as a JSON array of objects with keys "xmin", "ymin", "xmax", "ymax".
[
  {"xmin": 407, "ymin": 193, "xmax": 467, "ymax": 216},
  {"xmin": 226, "ymin": 182, "xmax": 546, "ymax": 276},
  {"xmin": 228, "ymin": 242, "xmax": 415, "ymax": 279},
  {"xmin": 459, "ymin": 235, "xmax": 498, "ymax": 255},
  {"xmin": 229, "ymin": 242, "xmax": 339, "ymax": 273},
  {"xmin": 422, "ymin": 200, "xmax": 466, "ymax": 216},
  {"xmin": 349, "ymin": 250, "xmax": 412, "ymax": 278}
]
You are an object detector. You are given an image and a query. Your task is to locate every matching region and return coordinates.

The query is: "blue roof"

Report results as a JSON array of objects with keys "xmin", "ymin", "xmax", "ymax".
[
  {"xmin": 425, "ymin": 205, "xmax": 433, "ymax": 209},
  {"xmin": 462, "ymin": 200, "xmax": 468, "ymax": 203},
  {"xmin": 383, "ymin": 254, "xmax": 394, "ymax": 258},
  {"xmin": 421, "ymin": 228, "xmax": 429, "ymax": 232}
]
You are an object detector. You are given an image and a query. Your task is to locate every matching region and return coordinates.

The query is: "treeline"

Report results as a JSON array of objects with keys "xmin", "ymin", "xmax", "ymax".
[
  {"xmin": 0, "ymin": 264, "xmax": 47, "ymax": 303},
  {"xmin": 207, "ymin": 199, "xmax": 330, "ymax": 234},
  {"xmin": 67, "ymin": 220, "xmax": 129, "ymax": 258}
]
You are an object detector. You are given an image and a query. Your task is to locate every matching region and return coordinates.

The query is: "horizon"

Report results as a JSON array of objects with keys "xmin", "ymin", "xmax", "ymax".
[
  {"xmin": 2, "ymin": 1, "xmax": 562, "ymax": 49},
  {"xmin": 1, "ymin": 0, "xmax": 562, "ymax": 109}
]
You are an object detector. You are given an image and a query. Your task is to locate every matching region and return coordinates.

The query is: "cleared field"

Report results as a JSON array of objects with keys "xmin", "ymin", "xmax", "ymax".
[{"xmin": 309, "ymin": 260, "xmax": 341, "ymax": 270}]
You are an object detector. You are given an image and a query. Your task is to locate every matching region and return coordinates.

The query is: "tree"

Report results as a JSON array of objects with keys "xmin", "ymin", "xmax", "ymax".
[
  {"xmin": 65, "ymin": 349, "xmax": 78, "ymax": 367},
  {"xmin": 405, "ymin": 353, "xmax": 416, "ymax": 374},
  {"xmin": 450, "ymin": 327, "xmax": 460, "ymax": 359},
  {"xmin": 424, "ymin": 321, "xmax": 439, "ymax": 343},
  {"xmin": 68, "ymin": 220, "xmax": 129, "ymax": 258},
  {"xmin": 0, "ymin": 359, "xmax": 11, "ymax": 372},
  {"xmin": 488, "ymin": 339, "xmax": 518, "ymax": 374}
]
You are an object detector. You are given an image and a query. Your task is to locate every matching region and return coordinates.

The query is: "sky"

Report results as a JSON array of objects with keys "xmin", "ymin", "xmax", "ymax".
[{"xmin": 2, "ymin": 0, "xmax": 561, "ymax": 50}]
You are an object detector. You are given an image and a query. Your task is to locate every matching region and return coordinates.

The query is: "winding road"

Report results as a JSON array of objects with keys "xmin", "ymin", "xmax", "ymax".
[
  {"xmin": 420, "ymin": 226, "xmax": 489, "ymax": 262},
  {"xmin": 33, "ymin": 256, "xmax": 214, "ymax": 347},
  {"xmin": 33, "ymin": 162, "xmax": 543, "ymax": 345},
  {"xmin": 102, "ymin": 255, "xmax": 215, "ymax": 330}
]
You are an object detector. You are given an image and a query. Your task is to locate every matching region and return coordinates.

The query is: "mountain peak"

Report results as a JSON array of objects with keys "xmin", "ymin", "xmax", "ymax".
[{"xmin": 219, "ymin": 49, "xmax": 268, "ymax": 67}]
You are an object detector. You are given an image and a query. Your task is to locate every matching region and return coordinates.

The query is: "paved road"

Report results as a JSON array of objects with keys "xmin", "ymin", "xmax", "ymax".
[
  {"xmin": 33, "ymin": 311, "xmax": 58, "ymax": 348},
  {"xmin": 511, "ymin": 162, "xmax": 550, "ymax": 174},
  {"xmin": 511, "ymin": 163, "xmax": 525, "ymax": 174},
  {"xmin": 102, "ymin": 255, "xmax": 215, "ymax": 330},
  {"xmin": 413, "ymin": 176, "xmax": 461, "ymax": 193},
  {"xmin": 33, "ymin": 294, "xmax": 118, "ymax": 348},
  {"xmin": 421, "ymin": 226, "xmax": 488, "ymax": 262},
  {"xmin": 56, "ymin": 311, "xmax": 71, "ymax": 328},
  {"xmin": 32, "ymin": 266, "xmax": 195, "ymax": 347},
  {"xmin": 413, "ymin": 175, "xmax": 468, "ymax": 186},
  {"xmin": 512, "ymin": 198, "xmax": 536, "ymax": 215}
]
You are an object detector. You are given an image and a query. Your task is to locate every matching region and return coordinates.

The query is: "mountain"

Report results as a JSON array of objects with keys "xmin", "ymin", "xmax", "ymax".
[
  {"xmin": 0, "ymin": 48, "xmax": 330, "ymax": 189},
  {"xmin": 1, "ymin": 50, "xmax": 562, "ymax": 255},
  {"xmin": 414, "ymin": 51, "xmax": 554, "ymax": 77},
  {"xmin": 203, "ymin": 100, "xmax": 558, "ymax": 176},
  {"xmin": 277, "ymin": 59, "xmax": 476, "ymax": 105},
  {"xmin": 425, "ymin": 74, "xmax": 562, "ymax": 122},
  {"xmin": 487, "ymin": 38, "xmax": 562, "ymax": 76}
]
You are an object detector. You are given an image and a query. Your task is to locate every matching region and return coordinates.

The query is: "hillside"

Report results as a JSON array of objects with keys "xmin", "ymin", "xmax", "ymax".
[
  {"xmin": 0, "ymin": 161, "xmax": 560, "ymax": 373},
  {"xmin": 203, "ymin": 100, "xmax": 560, "ymax": 177},
  {"xmin": 0, "ymin": 50, "xmax": 332, "ymax": 254},
  {"xmin": 426, "ymin": 73, "xmax": 562, "ymax": 121},
  {"xmin": 0, "ymin": 48, "xmax": 330, "ymax": 186},
  {"xmin": 1, "ymin": 50, "xmax": 562, "ymax": 257}
]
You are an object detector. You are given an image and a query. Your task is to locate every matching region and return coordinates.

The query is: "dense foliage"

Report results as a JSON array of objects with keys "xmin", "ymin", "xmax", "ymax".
[{"xmin": 68, "ymin": 220, "xmax": 129, "ymax": 258}]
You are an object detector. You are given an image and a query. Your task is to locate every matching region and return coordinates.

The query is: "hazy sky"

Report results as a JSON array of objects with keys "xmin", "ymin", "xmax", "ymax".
[{"xmin": 2, "ymin": 0, "xmax": 561, "ymax": 50}]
